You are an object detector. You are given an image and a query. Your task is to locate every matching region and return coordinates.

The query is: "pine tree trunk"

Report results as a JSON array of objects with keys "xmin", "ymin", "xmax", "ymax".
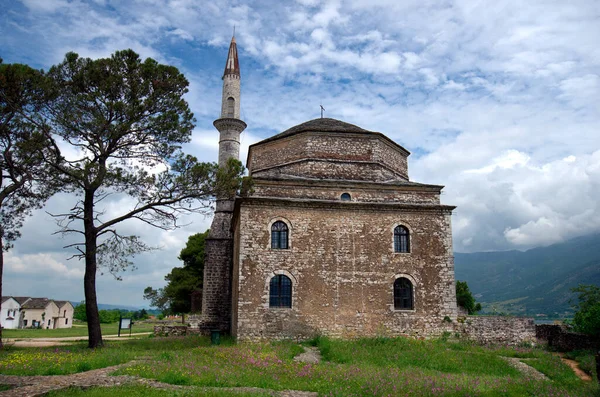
[
  {"xmin": 84, "ymin": 191, "xmax": 103, "ymax": 348},
  {"xmin": 0, "ymin": 235, "xmax": 4, "ymax": 350}
]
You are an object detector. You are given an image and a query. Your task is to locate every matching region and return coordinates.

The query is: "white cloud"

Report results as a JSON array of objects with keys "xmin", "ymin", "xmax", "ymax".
[
  {"xmin": 5, "ymin": 252, "xmax": 84, "ymax": 279},
  {"xmin": 169, "ymin": 28, "xmax": 194, "ymax": 41}
]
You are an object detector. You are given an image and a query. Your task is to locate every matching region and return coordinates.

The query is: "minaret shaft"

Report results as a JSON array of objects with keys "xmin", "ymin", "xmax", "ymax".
[{"xmin": 200, "ymin": 35, "xmax": 246, "ymax": 333}]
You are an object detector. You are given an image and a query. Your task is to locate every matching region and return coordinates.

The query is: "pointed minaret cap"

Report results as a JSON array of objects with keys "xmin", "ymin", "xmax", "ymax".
[{"xmin": 223, "ymin": 36, "xmax": 240, "ymax": 78}]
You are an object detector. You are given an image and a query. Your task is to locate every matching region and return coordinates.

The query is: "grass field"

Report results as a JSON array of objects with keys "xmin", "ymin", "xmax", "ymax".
[
  {"xmin": 46, "ymin": 385, "xmax": 272, "ymax": 397},
  {"xmin": 2, "ymin": 321, "xmax": 156, "ymax": 339},
  {"xmin": 0, "ymin": 335, "xmax": 598, "ymax": 396}
]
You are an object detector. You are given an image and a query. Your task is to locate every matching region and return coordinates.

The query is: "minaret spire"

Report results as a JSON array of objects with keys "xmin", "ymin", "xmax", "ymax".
[{"xmin": 222, "ymin": 35, "xmax": 240, "ymax": 79}]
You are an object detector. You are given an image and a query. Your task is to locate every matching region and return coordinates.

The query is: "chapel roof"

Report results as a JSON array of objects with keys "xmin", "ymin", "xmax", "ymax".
[{"xmin": 253, "ymin": 118, "xmax": 410, "ymax": 156}]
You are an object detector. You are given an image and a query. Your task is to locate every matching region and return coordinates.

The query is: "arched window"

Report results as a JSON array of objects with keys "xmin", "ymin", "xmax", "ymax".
[
  {"xmin": 394, "ymin": 225, "xmax": 410, "ymax": 253},
  {"xmin": 226, "ymin": 97, "xmax": 235, "ymax": 117},
  {"xmin": 271, "ymin": 221, "xmax": 289, "ymax": 249},
  {"xmin": 340, "ymin": 192, "xmax": 351, "ymax": 201},
  {"xmin": 269, "ymin": 275, "xmax": 292, "ymax": 308},
  {"xmin": 394, "ymin": 277, "xmax": 414, "ymax": 310}
]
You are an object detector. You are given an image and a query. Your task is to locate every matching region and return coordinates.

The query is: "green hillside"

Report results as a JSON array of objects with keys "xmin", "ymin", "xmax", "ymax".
[{"xmin": 454, "ymin": 233, "xmax": 600, "ymax": 319}]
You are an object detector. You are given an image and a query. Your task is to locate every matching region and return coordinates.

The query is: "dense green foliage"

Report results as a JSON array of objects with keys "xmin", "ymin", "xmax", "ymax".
[
  {"xmin": 569, "ymin": 284, "xmax": 600, "ymax": 337},
  {"xmin": 455, "ymin": 280, "xmax": 482, "ymax": 314},
  {"xmin": 0, "ymin": 60, "xmax": 57, "ymax": 349},
  {"xmin": 73, "ymin": 302, "xmax": 148, "ymax": 323},
  {"xmin": 144, "ymin": 230, "xmax": 208, "ymax": 314},
  {"xmin": 454, "ymin": 233, "xmax": 600, "ymax": 317}
]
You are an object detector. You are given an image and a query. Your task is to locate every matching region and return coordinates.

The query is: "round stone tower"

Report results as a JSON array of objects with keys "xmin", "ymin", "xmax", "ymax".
[{"xmin": 200, "ymin": 35, "xmax": 246, "ymax": 333}]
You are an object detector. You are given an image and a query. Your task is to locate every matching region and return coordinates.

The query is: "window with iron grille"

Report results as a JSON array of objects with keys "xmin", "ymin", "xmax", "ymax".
[
  {"xmin": 271, "ymin": 221, "xmax": 289, "ymax": 249},
  {"xmin": 269, "ymin": 275, "xmax": 292, "ymax": 308},
  {"xmin": 394, "ymin": 277, "xmax": 414, "ymax": 310},
  {"xmin": 394, "ymin": 225, "xmax": 410, "ymax": 253}
]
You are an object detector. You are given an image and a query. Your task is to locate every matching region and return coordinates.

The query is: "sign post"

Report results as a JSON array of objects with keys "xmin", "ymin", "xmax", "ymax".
[{"xmin": 118, "ymin": 316, "xmax": 133, "ymax": 337}]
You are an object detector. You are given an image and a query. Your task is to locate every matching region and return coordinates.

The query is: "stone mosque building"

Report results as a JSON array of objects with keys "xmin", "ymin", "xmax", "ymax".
[{"xmin": 200, "ymin": 36, "xmax": 459, "ymax": 340}]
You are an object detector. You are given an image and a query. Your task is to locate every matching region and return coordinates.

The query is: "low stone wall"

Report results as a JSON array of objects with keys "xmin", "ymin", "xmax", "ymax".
[
  {"xmin": 456, "ymin": 316, "xmax": 536, "ymax": 345},
  {"xmin": 536, "ymin": 324, "xmax": 600, "ymax": 351},
  {"xmin": 153, "ymin": 325, "xmax": 188, "ymax": 337},
  {"xmin": 155, "ymin": 315, "xmax": 538, "ymax": 346}
]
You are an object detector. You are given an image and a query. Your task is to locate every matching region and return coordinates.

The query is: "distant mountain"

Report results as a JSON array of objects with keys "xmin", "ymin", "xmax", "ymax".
[{"xmin": 454, "ymin": 233, "xmax": 600, "ymax": 318}]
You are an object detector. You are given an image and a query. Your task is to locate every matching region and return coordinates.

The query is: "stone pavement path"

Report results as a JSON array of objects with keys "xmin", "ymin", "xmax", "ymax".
[
  {"xmin": 0, "ymin": 359, "xmax": 318, "ymax": 397},
  {"xmin": 293, "ymin": 346, "xmax": 321, "ymax": 364},
  {"xmin": 501, "ymin": 357, "xmax": 549, "ymax": 381}
]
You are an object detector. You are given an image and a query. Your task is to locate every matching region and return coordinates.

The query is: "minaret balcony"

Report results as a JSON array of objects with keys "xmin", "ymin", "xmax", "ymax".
[{"xmin": 213, "ymin": 117, "xmax": 247, "ymax": 133}]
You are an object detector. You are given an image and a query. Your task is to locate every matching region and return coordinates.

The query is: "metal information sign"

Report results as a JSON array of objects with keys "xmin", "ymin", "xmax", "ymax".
[{"xmin": 118, "ymin": 317, "xmax": 133, "ymax": 337}]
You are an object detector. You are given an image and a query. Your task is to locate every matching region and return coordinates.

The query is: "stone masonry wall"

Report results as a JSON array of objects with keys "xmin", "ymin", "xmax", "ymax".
[
  {"xmin": 536, "ymin": 324, "xmax": 600, "ymax": 351},
  {"xmin": 220, "ymin": 75, "xmax": 240, "ymax": 119},
  {"xmin": 154, "ymin": 325, "xmax": 188, "ymax": 337},
  {"xmin": 456, "ymin": 316, "xmax": 536, "ymax": 345},
  {"xmin": 249, "ymin": 133, "xmax": 408, "ymax": 181},
  {"xmin": 233, "ymin": 199, "xmax": 457, "ymax": 340},
  {"xmin": 254, "ymin": 160, "xmax": 400, "ymax": 182},
  {"xmin": 200, "ymin": 237, "xmax": 233, "ymax": 332},
  {"xmin": 252, "ymin": 182, "xmax": 440, "ymax": 204}
]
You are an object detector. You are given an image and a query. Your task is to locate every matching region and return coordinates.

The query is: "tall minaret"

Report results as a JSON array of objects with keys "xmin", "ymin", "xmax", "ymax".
[
  {"xmin": 200, "ymin": 36, "xmax": 247, "ymax": 333},
  {"xmin": 213, "ymin": 35, "xmax": 246, "ymax": 169}
]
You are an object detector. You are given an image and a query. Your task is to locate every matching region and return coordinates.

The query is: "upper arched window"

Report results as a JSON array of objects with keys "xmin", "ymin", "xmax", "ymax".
[
  {"xmin": 226, "ymin": 97, "xmax": 235, "ymax": 117},
  {"xmin": 271, "ymin": 221, "xmax": 289, "ymax": 249},
  {"xmin": 394, "ymin": 225, "xmax": 410, "ymax": 253},
  {"xmin": 340, "ymin": 193, "xmax": 351, "ymax": 201},
  {"xmin": 394, "ymin": 277, "xmax": 414, "ymax": 310},
  {"xmin": 269, "ymin": 275, "xmax": 292, "ymax": 308}
]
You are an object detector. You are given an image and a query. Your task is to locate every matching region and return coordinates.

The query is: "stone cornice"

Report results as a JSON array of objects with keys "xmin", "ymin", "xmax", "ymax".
[
  {"xmin": 235, "ymin": 196, "xmax": 456, "ymax": 214},
  {"xmin": 252, "ymin": 177, "xmax": 444, "ymax": 192}
]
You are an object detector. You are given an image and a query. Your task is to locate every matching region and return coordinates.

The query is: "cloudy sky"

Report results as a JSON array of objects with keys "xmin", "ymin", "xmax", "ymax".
[{"xmin": 1, "ymin": 0, "xmax": 599, "ymax": 307}]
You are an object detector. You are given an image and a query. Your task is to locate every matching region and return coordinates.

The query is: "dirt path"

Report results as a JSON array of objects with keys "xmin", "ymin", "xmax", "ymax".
[
  {"xmin": 557, "ymin": 353, "xmax": 593, "ymax": 382},
  {"xmin": 5, "ymin": 333, "xmax": 152, "ymax": 347}
]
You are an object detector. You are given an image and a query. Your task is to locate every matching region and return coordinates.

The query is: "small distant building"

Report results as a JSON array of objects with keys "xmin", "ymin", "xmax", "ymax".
[
  {"xmin": 21, "ymin": 298, "xmax": 58, "ymax": 329},
  {"xmin": 1, "ymin": 297, "xmax": 20, "ymax": 329},
  {"xmin": 54, "ymin": 301, "xmax": 75, "ymax": 328},
  {"xmin": 1, "ymin": 297, "xmax": 74, "ymax": 329}
]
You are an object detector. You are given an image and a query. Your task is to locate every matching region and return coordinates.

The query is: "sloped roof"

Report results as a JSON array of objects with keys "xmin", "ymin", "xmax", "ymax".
[
  {"xmin": 21, "ymin": 298, "xmax": 51, "ymax": 309},
  {"xmin": 276, "ymin": 118, "xmax": 369, "ymax": 137},
  {"xmin": 54, "ymin": 300, "xmax": 73, "ymax": 308},
  {"xmin": 250, "ymin": 118, "xmax": 410, "ymax": 156},
  {"xmin": 1, "ymin": 296, "xmax": 12, "ymax": 304},
  {"xmin": 13, "ymin": 296, "xmax": 32, "ymax": 305}
]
